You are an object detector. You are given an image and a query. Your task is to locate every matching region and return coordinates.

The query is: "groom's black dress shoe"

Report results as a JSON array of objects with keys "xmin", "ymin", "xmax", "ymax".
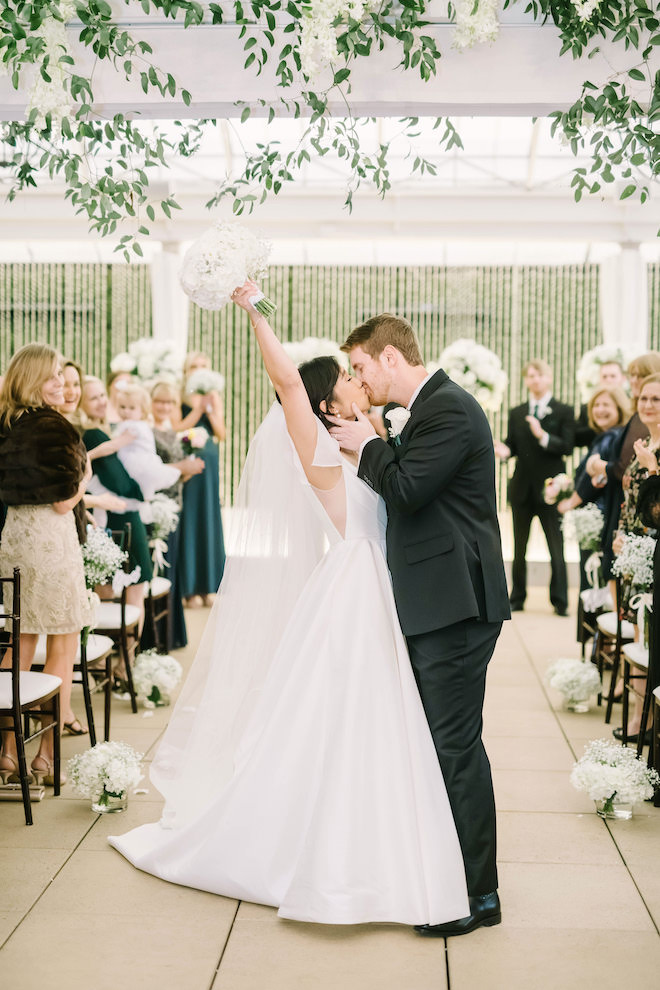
[{"xmin": 414, "ymin": 892, "xmax": 501, "ymax": 938}]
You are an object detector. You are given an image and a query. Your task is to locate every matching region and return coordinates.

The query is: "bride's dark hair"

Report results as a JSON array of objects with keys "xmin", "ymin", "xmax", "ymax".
[{"xmin": 276, "ymin": 356, "xmax": 341, "ymax": 429}]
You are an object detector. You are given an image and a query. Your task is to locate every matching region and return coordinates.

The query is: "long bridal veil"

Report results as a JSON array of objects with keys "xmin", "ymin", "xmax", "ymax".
[{"xmin": 150, "ymin": 403, "xmax": 342, "ymax": 827}]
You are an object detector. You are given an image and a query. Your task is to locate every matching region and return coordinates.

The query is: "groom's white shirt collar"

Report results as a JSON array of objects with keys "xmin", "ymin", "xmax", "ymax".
[{"xmin": 407, "ymin": 371, "xmax": 434, "ymax": 411}]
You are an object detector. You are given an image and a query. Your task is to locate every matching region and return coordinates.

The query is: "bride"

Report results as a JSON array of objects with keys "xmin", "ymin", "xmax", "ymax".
[{"xmin": 109, "ymin": 284, "xmax": 469, "ymax": 926}]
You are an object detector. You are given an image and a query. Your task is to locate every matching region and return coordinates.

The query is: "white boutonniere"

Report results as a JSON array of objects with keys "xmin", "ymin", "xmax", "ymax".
[{"xmin": 385, "ymin": 407, "xmax": 411, "ymax": 445}]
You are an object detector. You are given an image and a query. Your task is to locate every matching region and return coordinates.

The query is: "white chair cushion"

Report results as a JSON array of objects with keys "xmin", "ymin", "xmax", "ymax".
[
  {"xmin": 596, "ymin": 611, "xmax": 636, "ymax": 640},
  {"xmin": 95, "ymin": 602, "xmax": 141, "ymax": 629},
  {"xmin": 32, "ymin": 633, "xmax": 114, "ymax": 666},
  {"xmin": 654, "ymin": 686, "xmax": 660, "ymax": 703},
  {"xmin": 149, "ymin": 576, "xmax": 172, "ymax": 597},
  {"xmin": 0, "ymin": 670, "xmax": 62, "ymax": 708},
  {"xmin": 622, "ymin": 642, "xmax": 649, "ymax": 669}
]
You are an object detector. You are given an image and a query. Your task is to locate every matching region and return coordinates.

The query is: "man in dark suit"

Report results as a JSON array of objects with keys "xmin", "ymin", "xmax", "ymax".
[
  {"xmin": 495, "ymin": 359, "xmax": 575, "ymax": 616},
  {"xmin": 328, "ymin": 314, "xmax": 510, "ymax": 938}
]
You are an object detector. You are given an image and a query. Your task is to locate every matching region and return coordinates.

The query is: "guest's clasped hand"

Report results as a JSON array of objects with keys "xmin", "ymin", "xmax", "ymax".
[{"xmin": 327, "ymin": 405, "xmax": 377, "ymax": 452}]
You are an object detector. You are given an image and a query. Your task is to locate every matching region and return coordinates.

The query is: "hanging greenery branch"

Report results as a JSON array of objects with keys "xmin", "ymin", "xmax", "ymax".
[{"xmin": 0, "ymin": 0, "xmax": 658, "ymax": 254}]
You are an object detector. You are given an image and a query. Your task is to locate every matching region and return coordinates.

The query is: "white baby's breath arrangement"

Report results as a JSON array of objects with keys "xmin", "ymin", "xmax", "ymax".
[
  {"xmin": 110, "ymin": 338, "xmax": 182, "ymax": 381},
  {"xmin": 133, "ymin": 650, "xmax": 183, "ymax": 707},
  {"xmin": 570, "ymin": 739, "xmax": 660, "ymax": 816},
  {"xmin": 282, "ymin": 337, "xmax": 349, "ymax": 370},
  {"xmin": 68, "ymin": 741, "xmax": 143, "ymax": 807},
  {"xmin": 429, "ymin": 339, "xmax": 508, "ymax": 412},
  {"xmin": 81, "ymin": 527, "xmax": 128, "ymax": 588},
  {"xmin": 144, "ymin": 494, "xmax": 181, "ymax": 573},
  {"xmin": 576, "ymin": 344, "xmax": 629, "ymax": 403},
  {"xmin": 180, "ymin": 221, "xmax": 276, "ymax": 317},
  {"xmin": 546, "ymin": 657, "xmax": 601, "ymax": 703},
  {"xmin": 563, "ymin": 503, "xmax": 605, "ymax": 550},
  {"xmin": 185, "ymin": 369, "xmax": 226, "ymax": 395},
  {"xmin": 612, "ymin": 534, "xmax": 656, "ymax": 590}
]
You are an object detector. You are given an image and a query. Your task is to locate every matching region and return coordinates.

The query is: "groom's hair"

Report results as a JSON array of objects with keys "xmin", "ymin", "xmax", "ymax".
[{"xmin": 341, "ymin": 314, "xmax": 423, "ymax": 366}]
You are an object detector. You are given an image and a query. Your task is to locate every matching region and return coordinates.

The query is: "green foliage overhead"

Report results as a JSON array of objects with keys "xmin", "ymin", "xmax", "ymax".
[{"xmin": 0, "ymin": 0, "xmax": 657, "ymax": 256}]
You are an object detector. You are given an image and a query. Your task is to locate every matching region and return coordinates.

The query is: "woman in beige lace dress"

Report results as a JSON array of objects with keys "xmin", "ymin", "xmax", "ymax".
[{"xmin": 0, "ymin": 344, "xmax": 93, "ymax": 786}]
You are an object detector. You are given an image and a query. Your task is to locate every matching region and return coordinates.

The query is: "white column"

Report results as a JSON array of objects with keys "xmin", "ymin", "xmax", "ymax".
[
  {"xmin": 150, "ymin": 241, "xmax": 189, "ymax": 353},
  {"xmin": 600, "ymin": 244, "xmax": 649, "ymax": 357}
]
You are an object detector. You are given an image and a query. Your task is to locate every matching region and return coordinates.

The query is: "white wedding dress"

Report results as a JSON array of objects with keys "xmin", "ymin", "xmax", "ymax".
[{"xmin": 110, "ymin": 406, "xmax": 469, "ymax": 926}]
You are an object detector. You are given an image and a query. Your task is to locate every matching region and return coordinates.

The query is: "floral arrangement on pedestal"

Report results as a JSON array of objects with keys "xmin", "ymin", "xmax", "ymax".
[
  {"xmin": 179, "ymin": 222, "xmax": 276, "ymax": 318},
  {"xmin": 570, "ymin": 739, "xmax": 660, "ymax": 819},
  {"xmin": 429, "ymin": 339, "xmax": 508, "ymax": 412},
  {"xmin": 178, "ymin": 425, "xmax": 209, "ymax": 457},
  {"xmin": 132, "ymin": 649, "xmax": 183, "ymax": 708},
  {"xmin": 282, "ymin": 337, "xmax": 349, "ymax": 370},
  {"xmin": 109, "ymin": 338, "xmax": 182, "ymax": 382},
  {"xmin": 546, "ymin": 657, "xmax": 601, "ymax": 713},
  {"xmin": 544, "ymin": 473, "xmax": 574, "ymax": 505},
  {"xmin": 185, "ymin": 369, "xmax": 226, "ymax": 395},
  {"xmin": 67, "ymin": 741, "xmax": 143, "ymax": 814},
  {"xmin": 576, "ymin": 345, "xmax": 630, "ymax": 403}
]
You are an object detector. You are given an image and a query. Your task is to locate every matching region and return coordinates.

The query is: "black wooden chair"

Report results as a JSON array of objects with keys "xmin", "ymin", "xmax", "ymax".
[{"xmin": 0, "ymin": 568, "xmax": 62, "ymax": 825}]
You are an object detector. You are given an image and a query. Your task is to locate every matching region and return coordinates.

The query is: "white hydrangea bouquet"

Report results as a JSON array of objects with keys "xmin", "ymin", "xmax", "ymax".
[
  {"xmin": 282, "ymin": 337, "xmax": 348, "ymax": 369},
  {"xmin": 81, "ymin": 527, "xmax": 128, "ymax": 588},
  {"xmin": 429, "ymin": 339, "xmax": 508, "ymax": 412},
  {"xmin": 546, "ymin": 657, "xmax": 601, "ymax": 712},
  {"xmin": 185, "ymin": 369, "xmax": 226, "ymax": 395},
  {"xmin": 576, "ymin": 344, "xmax": 629, "ymax": 403},
  {"xmin": 68, "ymin": 741, "xmax": 143, "ymax": 813},
  {"xmin": 110, "ymin": 337, "xmax": 182, "ymax": 381},
  {"xmin": 570, "ymin": 739, "xmax": 660, "ymax": 818},
  {"xmin": 543, "ymin": 473, "xmax": 574, "ymax": 505},
  {"xmin": 133, "ymin": 649, "xmax": 183, "ymax": 707},
  {"xmin": 180, "ymin": 221, "xmax": 276, "ymax": 318}
]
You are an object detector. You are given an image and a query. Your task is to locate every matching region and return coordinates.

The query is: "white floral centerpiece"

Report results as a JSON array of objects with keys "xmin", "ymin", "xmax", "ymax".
[
  {"xmin": 132, "ymin": 649, "xmax": 183, "ymax": 708},
  {"xmin": 68, "ymin": 741, "xmax": 143, "ymax": 814},
  {"xmin": 564, "ymin": 504, "xmax": 609, "ymax": 611},
  {"xmin": 180, "ymin": 221, "xmax": 276, "ymax": 318},
  {"xmin": 178, "ymin": 425, "xmax": 209, "ymax": 456},
  {"xmin": 110, "ymin": 338, "xmax": 182, "ymax": 381},
  {"xmin": 282, "ymin": 337, "xmax": 348, "ymax": 369},
  {"xmin": 546, "ymin": 657, "xmax": 601, "ymax": 713},
  {"xmin": 185, "ymin": 369, "xmax": 226, "ymax": 395},
  {"xmin": 570, "ymin": 739, "xmax": 660, "ymax": 819},
  {"xmin": 576, "ymin": 344, "xmax": 629, "ymax": 403},
  {"xmin": 543, "ymin": 473, "xmax": 574, "ymax": 505},
  {"xmin": 429, "ymin": 339, "xmax": 508, "ymax": 412}
]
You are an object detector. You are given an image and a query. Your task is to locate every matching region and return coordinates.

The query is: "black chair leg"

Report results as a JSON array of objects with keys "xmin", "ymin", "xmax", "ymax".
[
  {"xmin": 104, "ymin": 653, "xmax": 112, "ymax": 741},
  {"xmin": 78, "ymin": 639, "xmax": 97, "ymax": 748},
  {"xmin": 14, "ymin": 720, "xmax": 32, "ymax": 826},
  {"xmin": 120, "ymin": 628, "xmax": 138, "ymax": 714}
]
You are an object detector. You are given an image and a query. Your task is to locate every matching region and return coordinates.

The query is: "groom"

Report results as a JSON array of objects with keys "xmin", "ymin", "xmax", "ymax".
[{"xmin": 328, "ymin": 314, "xmax": 510, "ymax": 937}]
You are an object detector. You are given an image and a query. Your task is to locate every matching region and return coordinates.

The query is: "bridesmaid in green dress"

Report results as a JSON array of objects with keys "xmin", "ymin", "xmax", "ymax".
[{"xmin": 176, "ymin": 352, "xmax": 226, "ymax": 606}]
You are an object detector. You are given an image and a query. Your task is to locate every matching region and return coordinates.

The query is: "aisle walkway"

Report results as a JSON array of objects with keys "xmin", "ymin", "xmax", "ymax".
[{"xmin": 1, "ymin": 590, "xmax": 659, "ymax": 990}]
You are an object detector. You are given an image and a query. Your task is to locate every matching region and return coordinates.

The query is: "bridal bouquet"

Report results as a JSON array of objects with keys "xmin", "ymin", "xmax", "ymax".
[
  {"xmin": 429, "ymin": 339, "xmax": 508, "ymax": 412},
  {"xmin": 543, "ymin": 473, "xmax": 574, "ymax": 505},
  {"xmin": 133, "ymin": 649, "xmax": 183, "ymax": 707},
  {"xmin": 178, "ymin": 425, "xmax": 209, "ymax": 456},
  {"xmin": 282, "ymin": 337, "xmax": 348, "ymax": 369},
  {"xmin": 546, "ymin": 657, "xmax": 601, "ymax": 712},
  {"xmin": 110, "ymin": 338, "xmax": 182, "ymax": 381},
  {"xmin": 81, "ymin": 527, "xmax": 128, "ymax": 588},
  {"xmin": 68, "ymin": 741, "xmax": 143, "ymax": 812},
  {"xmin": 570, "ymin": 739, "xmax": 659, "ymax": 818},
  {"xmin": 576, "ymin": 344, "xmax": 629, "ymax": 403},
  {"xmin": 179, "ymin": 221, "xmax": 276, "ymax": 318},
  {"xmin": 185, "ymin": 369, "xmax": 226, "ymax": 395}
]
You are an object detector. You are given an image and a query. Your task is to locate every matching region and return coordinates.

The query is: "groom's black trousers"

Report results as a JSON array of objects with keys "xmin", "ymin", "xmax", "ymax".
[{"xmin": 406, "ymin": 618, "xmax": 501, "ymax": 899}]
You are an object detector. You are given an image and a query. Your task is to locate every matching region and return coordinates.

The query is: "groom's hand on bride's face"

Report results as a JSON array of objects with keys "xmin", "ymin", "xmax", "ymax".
[{"xmin": 327, "ymin": 405, "xmax": 377, "ymax": 452}]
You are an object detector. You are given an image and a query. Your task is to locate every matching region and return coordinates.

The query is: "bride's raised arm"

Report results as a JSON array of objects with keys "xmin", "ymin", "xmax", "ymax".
[{"xmin": 232, "ymin": 282, "xmax": 342, "ymax": 491}]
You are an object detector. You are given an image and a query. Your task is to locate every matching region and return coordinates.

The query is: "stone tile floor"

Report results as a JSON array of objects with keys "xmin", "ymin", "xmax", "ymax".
[{"xmin": 1, "ymin": 588, "xmax": 659, "ymax": 990}]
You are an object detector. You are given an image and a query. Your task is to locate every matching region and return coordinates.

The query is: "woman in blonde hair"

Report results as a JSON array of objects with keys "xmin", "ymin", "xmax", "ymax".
[
  {"xmin": 0, "ymin": 343, "xmax": 94, "ymax": 784},
  {"xmin": 174, "ymin": 351, "xmax": 226, "ymax": 607}
]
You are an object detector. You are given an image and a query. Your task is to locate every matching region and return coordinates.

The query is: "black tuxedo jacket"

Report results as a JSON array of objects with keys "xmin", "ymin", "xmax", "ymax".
[
  {"xmin": 359, "ymin": 370, "xmax": 510, "ymax": 636},
  {"xmin": 504, "ymin": 399, "xmax": 575, "ymax": 507}
]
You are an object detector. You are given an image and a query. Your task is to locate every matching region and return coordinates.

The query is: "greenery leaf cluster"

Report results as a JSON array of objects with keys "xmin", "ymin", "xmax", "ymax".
[{"xmin": 0, "ymin": 0, "xmax": 657, "ymax": 254}]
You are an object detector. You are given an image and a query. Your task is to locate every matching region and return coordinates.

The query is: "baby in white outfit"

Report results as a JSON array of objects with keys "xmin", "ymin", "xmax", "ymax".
[{"xmin": 114, "ymin": 382, "xmax": 180, "ymax": 501}]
